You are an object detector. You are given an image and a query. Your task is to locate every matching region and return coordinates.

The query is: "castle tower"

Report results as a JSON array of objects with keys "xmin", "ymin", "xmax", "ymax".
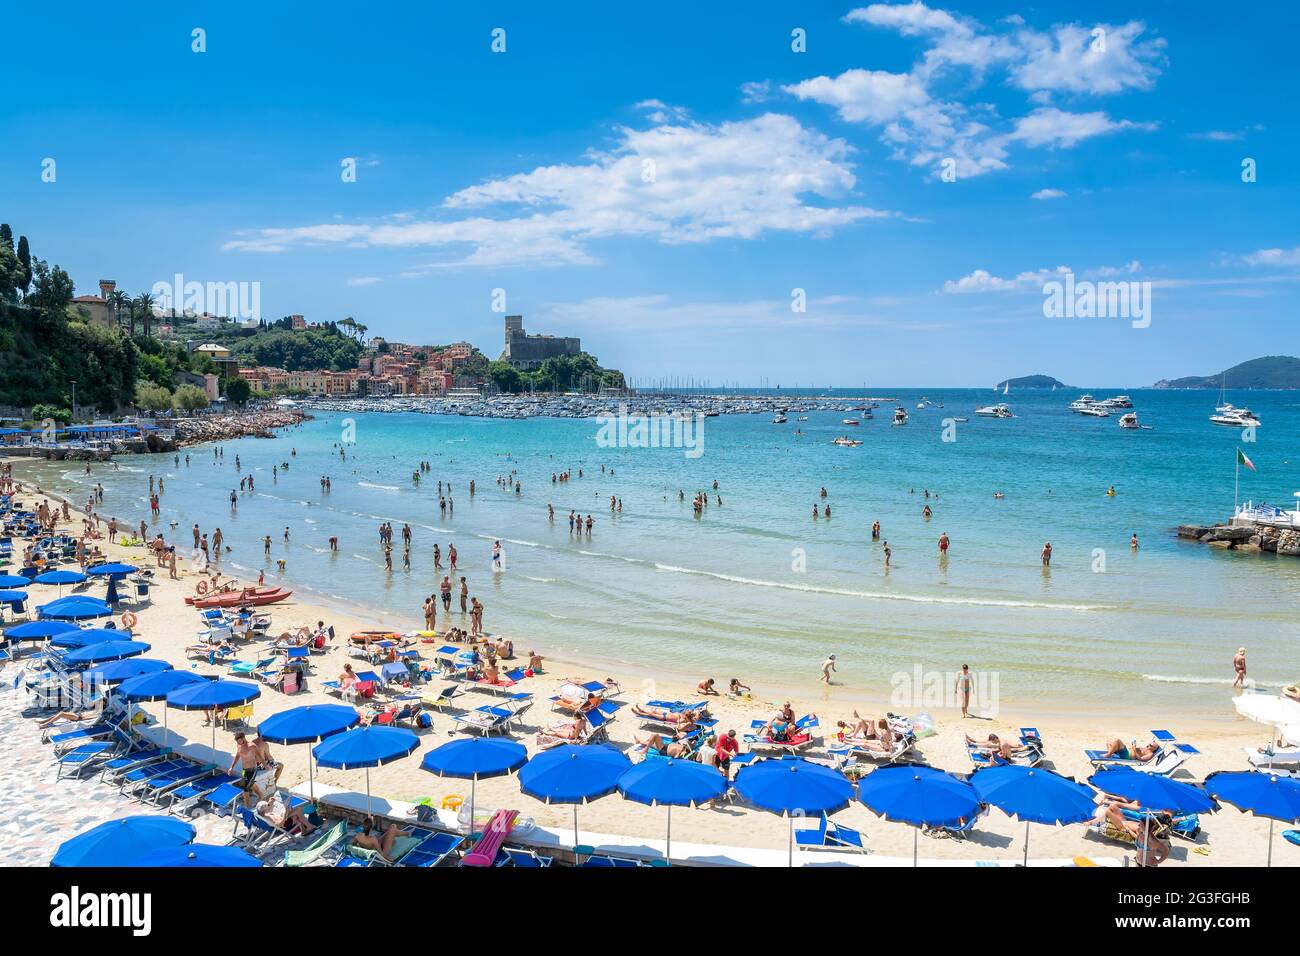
[
  {"xmin": 98, "ymin": 279, "xmax": 116, "ymax": 300},
  {"xmin": 504, "ymin": 314, "xmax": 523, "ymax": 352}
]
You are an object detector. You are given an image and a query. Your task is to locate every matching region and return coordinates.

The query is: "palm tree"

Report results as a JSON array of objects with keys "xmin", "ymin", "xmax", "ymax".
[
  {"xmin": 133, "ymin": 292, "xmax": 156, "ymax": 338},
  {"xmin": 107, "ymin": 289, "xmax": 130, "ymax": 331}
]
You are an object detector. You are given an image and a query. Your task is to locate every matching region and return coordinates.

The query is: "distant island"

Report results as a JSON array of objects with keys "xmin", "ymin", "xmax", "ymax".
[
  {"xmin": 1152, "ymin": 355, "xmax": 1300, "ymax": 389},
  {"xmin": 996, "ymin": 374, "xmax": 1070, "ymax": 389}
]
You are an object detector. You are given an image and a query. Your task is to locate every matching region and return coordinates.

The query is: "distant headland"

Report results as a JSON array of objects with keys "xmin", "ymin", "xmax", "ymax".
[
  {"xmin": 1153, "ymin": 355, "xmax": 1300, "ymax": 389},
  {"xmin": 996, "ymin": 374, "xmax": 1070, "ymax": 389}
]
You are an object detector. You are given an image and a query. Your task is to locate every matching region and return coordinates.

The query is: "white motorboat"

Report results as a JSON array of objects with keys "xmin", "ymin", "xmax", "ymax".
[
  {"xmin": 975, "ymin": 403, "xmax": 1014, "ymax": 418},
  {"xmin": 1099, "ymin": 395, "xmax": 1133, "ymax": 408},
  {"xmin": 842, "ymin": 418, "xmax": 860, "ymax": 426},
  {"xmin": 892, "ymin": 408, "xmax": 908, "ymax": 425},
  {"xmin": 1118, "ymin": 412, "xmax": 1141, "ymax": 429},
  {"xmin": 1211, "ymin": 408, "xmax": 1261, "ymax": 427},
  {"xmin": 773, "ymin": 413, "xmax": 788, "ymax": 424},
  {"xmin": 1069, "ymin": 394, "xmax": 1098, "ymax": 411},
  {"xmin": 832, "ymin": 436, "xmax": 862, "ymax": 447},
  {"xmin": 1078, "ymin": 406, "xmax": 1111, "ymax": 417}
]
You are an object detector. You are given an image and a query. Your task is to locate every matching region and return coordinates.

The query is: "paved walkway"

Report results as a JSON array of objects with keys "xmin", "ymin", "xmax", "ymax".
[{"xmin": 0, "ymin": 676, "xmax": 233, "ymax": 865}]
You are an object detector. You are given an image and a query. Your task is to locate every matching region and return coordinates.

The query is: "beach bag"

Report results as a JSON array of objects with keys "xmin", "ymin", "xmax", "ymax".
[
  {"xmin": 911, "ymin": 712, "xmax": 936, "ymax": 739},
  {"xmin": 417, "ymin": 712, "xmax": 433, "ymax": 728}
]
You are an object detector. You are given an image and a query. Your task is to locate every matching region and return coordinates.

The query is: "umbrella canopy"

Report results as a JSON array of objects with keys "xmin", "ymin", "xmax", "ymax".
[
  {"xmin": 51, "ymin": 627, "xmax": 129, "ymax": 649},
  {"xmin": 312, "ymin": 726, "xmax": 418, "ymax": 770},
  {"xmin": 166, "ymin": 678, "xmax": 260, "ymax": 711},
  {"xmin": 0, "ymin": 589, "xmax": 29, "ymax": 604},
  {"xmin": 971, "ymin": 765, "xmax": 1096, "ymax": 825},
  {"xmin": 518, "ymin": 744, "xmax": 630, "ymax": 804},
  {"xmin": 38, "ymin": 596, "xmax": 112, "ymax": 620},
  {"xmin": 618, "ymin": 757, "xmax": 727, "ymax": 862},
  {"xmin": 858, "ymin": 763, "xmax": 980, "ymax": 866},
  {"xmin": 34, "ymin": 569, "xmax": 89, "ymax": 586},
  {"xmin": 61, "ymin": 640, "xmax": 150, "ymax": 665},
  {"xmin": 421, "ymin": 737, "xmax": 528, "ymax": 779},
  {"xmin": 423, "ymin": 737, "xmax": 528, "ymax": 835},
  {"xmin": 1204, "ymin": 770, "xmax": 1300, "ymax": 866},
  {"xmin": 1283, "ymin": 724, "xmax": 1300, "ymax": 748},
  {"xmin": 258, "ymin": 704, "xmax": 360, "ymax": 745},
  {"xmin": 1087, "ymin": 766, "xmax": 1216, "ymax": 814},
  {"xmin": 83, "ymin": 657, "xmax": 171, "ymax": 686},
  {"xmin": 971, "ymin": 765, "xmax": 1097, "ymax": 866},
  {"xmin": 118, "ymin": 670, "xmax": 209, "ymax": 702},
  {"xmin": 3, "ymin": 619, "xmax": 79, "ymax": 642},
  {"xmin": 618, "ymin": 757, "xmax": 727, "ymax": 808},
  {"xmin": 0, "ymin": 573, "xmax": 31, "ymax": 588},
  {"xmin": 51, "ymin": 815, "xmax": 194, "ymax": 867},
  {"xmin": 736, "ymin": 755, "xmax": 856, "ymax": 817},
  {"xmin": 1234, "ymin": 694, "xmax": 1300, "ymax": 727},
  {"xmin": 86, "ymin": 562, "xmax": 139, "ymax": 576},
  {"xmin": 519, "ymin": 744, "xmax": 630, "ymax": 849},
  {"xmin": 126, "ymin": 844, "xmax": 262, "ymax": 868}
]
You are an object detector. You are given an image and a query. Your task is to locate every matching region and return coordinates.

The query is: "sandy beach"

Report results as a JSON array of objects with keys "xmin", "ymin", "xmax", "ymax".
[{"xmin": 5, "ymin": 457, "xmax": 1295, "ymax": 868}]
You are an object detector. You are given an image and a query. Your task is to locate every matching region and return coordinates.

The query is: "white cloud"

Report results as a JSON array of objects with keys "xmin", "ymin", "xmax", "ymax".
[
  {"xmin": 942, "ymin": 266, "xmax": 1070, "ymax": 293},
  {"xmin": 1245, "ymin": 247, "xmax": 1300, "ymax": 267},
  {"xmin": 226, "ymin": 113, "xmax": 896, "ymax": 267},
  {"xmin": 740, "ymin": 80, "xmax": 772, "ymax": 103},
  {"xmin": 1030, "ymin": 188, "xmax": 1066, "ymax": 200},
  {"xmin": 346, "ymin": 276, "xmax": 383, "ymax": 286},
  {"xmin": 784, "ymin": 5, "xmax": 1162, "ymax": 179}
]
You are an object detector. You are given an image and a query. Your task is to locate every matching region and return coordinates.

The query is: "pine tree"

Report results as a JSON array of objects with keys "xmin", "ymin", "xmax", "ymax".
[{"xmin": 15, "ymin": 236, "xmax": 31, "ymax": 293}]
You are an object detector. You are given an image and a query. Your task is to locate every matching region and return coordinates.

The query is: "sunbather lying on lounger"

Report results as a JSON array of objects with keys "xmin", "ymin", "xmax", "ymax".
[
  {"xmin": 257, "ymin": 792, "xmax": 316, "ymax": 836},
  {"xmin": 351, "ymin": 818, "xmax": 401, "ymax": 859},
  {"xmin": 38, "ymin": 699, "xmax": 104, "ymax": 729},
  {"xmin": 537, "ymin": 714, "xmax": 588, "ymax": 747},
  {"xmin": 836, "ymin": 712, "xmax": 880, "ymax": 740},
  {"xmin": 635, "ymin": 732, "xmax": 691, "ymax": 758},
  {"xmin": 1093, "ymin": 800, "xmax": 1170, "ymax": 866},
  {"xmin": 634, "ymin": 703, "xmax": 704, "ymax": 727},
  {"xmin": 1099, "ymin": 738, "xmax": 1159, "ymax": 762},
  {"xmin": 966, "ymin": 733, "xmax": 1019, "ymax": 761}
]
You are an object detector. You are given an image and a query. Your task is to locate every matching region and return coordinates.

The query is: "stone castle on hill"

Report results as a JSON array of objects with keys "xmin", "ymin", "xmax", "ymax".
[{"xmin": 499, "ymin": 315, "xmax": 581, "ymax": 371}]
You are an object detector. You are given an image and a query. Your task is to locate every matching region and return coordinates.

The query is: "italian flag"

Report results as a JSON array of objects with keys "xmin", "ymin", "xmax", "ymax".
[{"xmin": 1237, "ymin": 448, "xmax": 1256, "ymax": 471}]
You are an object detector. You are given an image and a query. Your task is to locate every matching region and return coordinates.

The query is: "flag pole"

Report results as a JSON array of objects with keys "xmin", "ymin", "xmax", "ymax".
[{"xmin": 1234, "ymin": 448, "xmax": 1240, "ymax": 517}]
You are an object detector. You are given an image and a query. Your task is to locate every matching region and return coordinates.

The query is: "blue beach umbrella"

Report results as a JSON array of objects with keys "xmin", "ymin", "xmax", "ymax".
[
  {"xmin": 3, "ymin": 619, "xmax": 79, "ymax": 642},
  {"xmin": 62, "ymin": 639, "xmax": 150, "ymax": 666},
  {"xmin": 51, "ymin": 627, "xmax": 128, "ymax": 649},
  {"xmin": 86, "ymin": 562, "xmax": 139, "ymax": 576},
  {"xmin": 618, "ymin": 758, "xmax": 727, "ymax": 861},
  {"xmin": 858, "ymin": 764, "xmax": 980, "ymax": 867},
  {"xmin": 119, "ymin": 670, "xmax": 209, "ymax": 735},
  {"xmin": 519, "ymin": 744, "xmax": 631, "ymax": 847},
  {"xmin": 313, "ymin": 726, "xmax": 419, "ymax": 815},
  {"xmin": 168, "ymin": 678, "xmax": 261, "ymax": 753},
  {"xmin": 1089, "ymin": 766, "xmax": 1216, "ymax": 865},
  {"xmin": 1204, "ymin": 770, "xmax": 1300, "ymax": 867},
  {"xmin": 0, "ymin": 573, "xmax": 30, "ymax": 588},
  {"xmin": 127, "ymin": 844, "xmax": 262, "ymax": 868},
  {"xmin": 422, "ymin": 737, "xmax": 528, "ymax": 837},
  {"xmin": 0, "ymin": 588, "xmax": 28, "ymax": 606},
  {"xmin": 736, "ymin": 755, "xmax": 857, "ymax": 866},
  {"xmin": 84, "ymin": 657, "xmax": 171, "ymax": 687},
  {"xmin": 971, "ymin": 765, "xmax": 1097, "ymax": 866},
  {"xmin": 259, "ymin": 704, "xmax": 361, "ymax": 799},
  {"xmin": 34, "ymin": 568, "xmax": 88, "ymax": 597},
  {"xmin": 39, "ymin": 596, "xmax": 112, "ymax": 620},
  {"xmin": 51, "ymin": 815, "xmax": 194, "ymax": 867}
]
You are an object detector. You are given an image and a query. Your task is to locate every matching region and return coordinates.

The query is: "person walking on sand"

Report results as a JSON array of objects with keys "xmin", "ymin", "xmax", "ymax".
[
  {"xmin": 955, "ymin": 663, "xmax": 974, "ymax": 718},
  {"xmin": 820, "ymin": 654, "xmax": 837, "ymax": 685},
  {"xmin": 1041, "ymin": 541, "xmax": 1052, "ymax": 566},
  {"xmin": 1233, "ymin": 647, "xmax": 1247, "ymax": 689}
]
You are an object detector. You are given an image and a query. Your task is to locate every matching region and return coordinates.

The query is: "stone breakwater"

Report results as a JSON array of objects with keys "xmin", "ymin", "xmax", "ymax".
[
  {"xmin": 1178, "ymin": 522, "xmax": 1300, "ymax": 556},
  {"xmin": 167, "ymin": 409, "xmax": 309, "ymax": 448}
]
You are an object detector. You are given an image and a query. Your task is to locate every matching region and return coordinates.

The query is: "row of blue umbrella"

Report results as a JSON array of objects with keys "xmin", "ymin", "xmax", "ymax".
[{"xmin": 46, "ymin": 690, "xmax": 1300, "ymax": 866}]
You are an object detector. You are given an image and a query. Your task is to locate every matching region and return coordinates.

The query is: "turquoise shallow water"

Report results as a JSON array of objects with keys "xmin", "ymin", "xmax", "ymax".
[{"xmin": 20, "ymin": 387, "xmax": 1300, "ymax": 718}]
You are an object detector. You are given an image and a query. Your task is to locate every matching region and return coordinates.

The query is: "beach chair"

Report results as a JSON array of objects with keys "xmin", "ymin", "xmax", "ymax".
[
  {"xmin": 795, "ymin": 814, "xmax": 867, "ymax": 853},
  {"xmin": 222, "ymin": 703, "xmax": 255, "ymax": 731},
  {"xmin": 136, "ymin": 761, "xmax": 215, "ymax": 803},
  {"xmin": 1086, "ymin": 731, "xmax": 1199, "ymax": 774},
  {"xmin": 167, "ymin": 771, "xmax": 239, "ymax": 814},
  {"xmin": 335, "ymin": 828, "xmax": 427, "ymax": 867},
  {"xmin": 197, "ymin": 782, "xmax": 245, "ymax": 817},
  {"xmin": 98, "ymin": 746, "xmax": 171, "ymax": 782},
  {"xmin": 744, "ymin": 714, "xmax": 819, "ymax": 753},
  {"xmin": 967, "ymin": 729, "xmax": 1044, "ymax": 768},
  {"xmin": 54, "ymin": 735, "xmax": 125, "ymax": 779},
  {"xmin": 400, "ymin": 831, "xmax": 465, "ymax": 868},
  {"xmin": 117, "ymin": 757, "xmax": 193, "ymax": 794},
  {"xmin": 420, "ymin": 683, "xmax": 462, "ymax": 711},
  {"xmin": 233, "ymin": 804, "xmax": 290, "ymax": 848},
  {"xmin": 282, "ymin": 820, "xmax": 351, "ymax": 867},
  {"xmin": 229, "ymin": 656, "xmax": 276, "ymax": 676},
  {"xmin": 452, "ymin": 694, "xmax": 532, "ymax": 735},
  {"xmin": 1245, "ymin": 744, "xmax": 1300, "ymax": 769},
  {"xmin": 494, "ymin": 847, "xmax": 552, "ymax": 867},
  {"xmin": 466, "ymin": 667, "xmax": 531, "ymax": 696}
]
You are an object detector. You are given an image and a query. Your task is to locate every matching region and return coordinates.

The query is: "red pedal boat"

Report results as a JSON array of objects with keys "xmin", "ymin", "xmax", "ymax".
[{"xmin": 186, "ymin": 586, "xmax": 293, "ymax": 609}]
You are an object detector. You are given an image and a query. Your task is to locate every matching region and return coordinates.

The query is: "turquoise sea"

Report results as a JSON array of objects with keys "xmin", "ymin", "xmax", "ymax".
[{"xmin": 20, "ymin": 388, "xmax": 1300, "ymax": 719}]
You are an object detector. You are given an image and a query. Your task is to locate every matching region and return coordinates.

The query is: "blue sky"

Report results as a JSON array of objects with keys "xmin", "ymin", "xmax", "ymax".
[{"xmin": 4, "ymin": 1, "xmax": 1298, "ymax": 386}]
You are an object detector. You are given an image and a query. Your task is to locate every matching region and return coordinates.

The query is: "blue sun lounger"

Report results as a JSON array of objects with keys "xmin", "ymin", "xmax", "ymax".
[
  {"xmin": 795, "ymin": 814, "xmax": 866, "ymax": 852},
  {"xmin": 167, "ymin": 771, "xmax": 239, "ymax": 813},
  {"xmin": 137, "ymin": 762, "xmax": 214, "ymax": 802},
  {"xmin": 98, "ymin": 746, "xmax": 171, "ymax": 782},
  {"xmin": 55, "ymin": 736, "xmax": 123, "ymax": 779},
  {"xmin": 494, "ymin": 847, "xmax": 552, "ymax": 867},
  {"xmin": 118, "ymin": 757, "xmax": 193, "ymax": 794},
  {"xmin": 399, "ymin": 831, "xmax": 465, "ymax": 867}
]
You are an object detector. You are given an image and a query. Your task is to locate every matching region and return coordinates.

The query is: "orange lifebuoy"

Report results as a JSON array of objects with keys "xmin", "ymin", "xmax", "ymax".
[
  {"xmin": 196, "ymin": 580, "xmax": 209, "ymax": 595},
  {"xmin": 121, "ymin": 612, "xmax": 138, "ymax": 629}
]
